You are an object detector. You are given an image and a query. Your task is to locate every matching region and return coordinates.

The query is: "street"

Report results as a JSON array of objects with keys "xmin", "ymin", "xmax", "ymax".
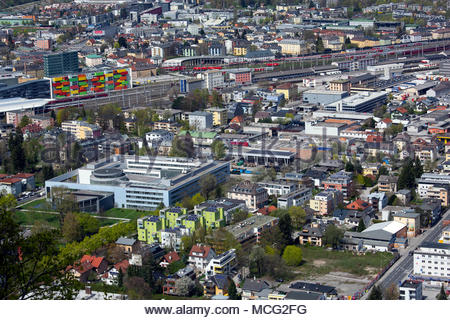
[{"xmin": 375, "ymin": 209, "xmax": 450, "ymax": 291}]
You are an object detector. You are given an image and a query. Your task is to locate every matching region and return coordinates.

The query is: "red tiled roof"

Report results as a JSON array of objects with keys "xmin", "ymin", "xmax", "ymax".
[
  {"xmin": 0, "ymin": 177, "xmax": 22, "ymax": 184},
  {"xmin": 114, "ymin": 259, "xmax": 129, "ymax": 273},
  {"xmin": 163, "ymin": 251, "xmax": 180, "ymax": 264},
  {"xmin": 382, "ymin": 118, "xmax": 392, "ymax": 124},
  {"xmin": 14, "ymin": 173, "xmax": 34, "ymax": 178},
  {"xmin": 396, "ymin": 107, "xmax": 408, "ymax": 114},
  {"xmin": 81, "ymin": 255, "xmax": 105, "ymax": 268},
  {"xmin": 346, "ymin": 199, "xmax": 370, "ymax": 210},
  {"xmin": 189, "ymin": 245, "xmax": 212, "ymax": 259}
]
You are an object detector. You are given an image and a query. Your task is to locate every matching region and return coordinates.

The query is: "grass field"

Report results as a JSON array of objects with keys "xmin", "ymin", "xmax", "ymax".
[
  {"xmin": 294, "ymin": 246, "xmax": 393, "ymax": 278},
  {"xmin": 14, "ymin": 210, "xmax": 119, "ymax": 228},
  {"xmin": 14, "ymin": 210, "xmax": 60, "ymax": 228},
  {"xmin": 19, "ymin": 198, "xmax": 52, "ymax": 211},
  {"xmin": 102, "ymin": 208, "xmax": 158, "ymax": 220}
]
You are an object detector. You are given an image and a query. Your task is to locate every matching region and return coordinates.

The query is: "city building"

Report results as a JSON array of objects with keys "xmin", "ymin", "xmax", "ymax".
[
  {"xmin": 44, "ymin": 51, "xmax": 80, "ymax": 78},
  {"xmin": 188, "ymin": 245, "xmax": 216, "ymax": 272},
  {"xmin": 321, "ymin": 171, "xmax": 354, "ymax": 199},
  {"xmin": 227, "ymin": 180, "xmax": 268, "ymax": 210},
  {"xmin": 188, "ymin": 111, "xmax": 213, "ymax": 130},
  {"xmin": 205, "ymin": 108, "xmax": 228, "ymax": 126},
  {"xmin": 48, "ymin": 68, "xmax": 131, "ymax": 99},
  {"xmin": 225, "ymin": 215, "xmax": 278, "ymax": 246},
  {"xmin": 277, "ymin": 187, "xmax": 312, "ymax": 209},
  {"xmin": 45, "ymin": 155, "xmax": 230, "ymax": 210},
  {"xmin": 257, "ymin": 180, "xmax": 297, "ymax": 196},
  {"xmin": 205, "ymin": 248, "xmax": 236, "ymax": 278},
  {"xmin": 309, "ymin": 190, "xmax": 343, "ymax": 215},
  {"xmin": 413, "ymin": 242, "xmax": 450, "ymax": 280},
  {"xmin": 439, "ymin": 226, "xmax": 450, "ymax": 244},
  {"xmin": 399, "ymin": 280, "xmax": 423, "ymax": 300},
  {"xmin": 378, "ymin": 175, "xmax": 398, "ymax": 193},
  {"xmin": 392, "ymin": 211, "xmax": 421, "ymax": 237},
  {"xmin": 325, "ymin": 91, "xmax": 387, "ymax": 113},
  {"xmin": 61, "ymin": 120, "xmax": 102, "ymax": 140}
]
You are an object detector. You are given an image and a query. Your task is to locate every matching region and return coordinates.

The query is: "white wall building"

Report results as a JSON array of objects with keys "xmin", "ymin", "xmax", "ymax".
[{"xmin": 413, "ymin": 242, "xmax": 450, "ymax": 280}]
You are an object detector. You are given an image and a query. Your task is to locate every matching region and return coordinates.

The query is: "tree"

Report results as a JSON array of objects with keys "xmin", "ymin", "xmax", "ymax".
[
  {"xmin": 414, "ymin": 157, "xmax": 423, "ymax": 178},
  {"xmin": 398, "ymin": 158, "xmax": 416, "ymax": 190},
  {"xmin": 288, "ymin": 206, "xmax": 307, "ymax": 229},
  {"xmin": 345, "ymin": 161, "xmax": 354, "ymax": 172},
  {"xmin": 125, "ymin": 276, "xmax": 152, "ymax": 299},
  {"xmin": 117, "ymin": 269, "xmax": 124, "ymax": 288},
  {"xmin": 436, "ymin": 285, "xmax": 448, "ymax": 300},
  {"xmin": 249, "ymin": 245, "xmax": 265, "ymax": 277},
  {"xmin": 62, "ymin": 212, "xmax": 82, "ymax": 242},
  {"xmin": 170, "ymin": 135, "xmax": 194, "ymax": 158},
  {"xmin": 282, "ymin": 245, "xmax": 302, "ymax": 266},
  {"xmin": 175, "ymin": 276, "xmax": 195, "ymax": 296},
  {"xmin": 199, "ymin": 174, "xmax": 217, "ymax": 199},
  {"xmin": 377, "ymin": 166, "xmax": 389, "ymax": 178},
  {"xmin": 323, "ymin": 224, "xmax": 344, "ymax": 249},
  {"xmin": 191, "ymin": 193, "xmax": 206, "ymax": 206},
  {"xmin": 368, "ymin": 285, "xmax": 383, "ymax": 300},
  {"xmin": 19, "ymin": 115, "xmax": 31, "ymax": 129},
  {"xmin": 231, "ymin": 209, "xmax": 248, "ymax": 224},
  {"xmin": 357, "ymin": 218, "xmax": 365, "ymax": 232},
  {"xmin": 0, "ymin": 195, "xmax": 77, "ymax": 299},
  {"xmin": 8, "ymin": 132, "xmax": 26, "ymax": 173},
  {"xmin": 228, "ymin": 280, "xmax": 240, "ymax": 300},
  {"xmin": 277, "ymin": 212, "xmax": 293, "ymax": 246},
  {"xmin": 211, "ymin": 139, "xmax": 226, "ymax": 160},
  {"xmin": 384, "ymin": 283, "xmax": 399, "ymax": 300},
  {"xmin": 315, "ymin": 36, "xmax": 325, "ymax": 53},
  {"xmin": 118, "ymin": 36, "xmax": 127, "ymax": 48}
]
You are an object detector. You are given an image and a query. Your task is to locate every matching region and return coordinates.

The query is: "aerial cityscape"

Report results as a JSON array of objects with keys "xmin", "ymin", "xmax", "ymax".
[{"xmin": 1, "ymin": 0, "xmax": 450, "ymax": 303}]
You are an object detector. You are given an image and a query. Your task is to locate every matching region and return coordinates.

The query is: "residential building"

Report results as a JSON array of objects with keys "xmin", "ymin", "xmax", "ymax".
[
  {"xmin": 203, "ymin": 275, "xmax": 230, "ymax": 297},
  {"xmin": 367, "ymin": 192, "xmax": 388, "ymax": 211},
  {"xmin": 194, "ymin": 198, "xmax": 246, "ymax": 225},
  {"xmin": 413, "ymin": 242, "xmax": 450, "ymax": 280},
  {"xmin": 322, "ymin": 171, "xmax": 354, "ymax": 199},
  {"xmin": 277, "ymin": 187, "xmax": 312, "ymax": 209},
  {"xmin": 205, "ymin": 108, "xmax": 228, "ymax": 126},
  {"xmin": 257, "ymin": 180, "xmax": 297, "ymax": 196},
  {"xmin": 275, "ymin": 83, "xmax": 297, "ymax": 100},
  {"xmin": 115, "ymin": 237, "xmax": 138, "ymax": 254},
  {"xmin": 189, "ymin": 111, "xmax": 213, "ymax": 130},
  {"xmin": 61, "ymin": 120, "xmax": 102, "ymax": 140},
  {"xmin": 241, "ymin": 279, "xmax": 271, "ymax": 300},
  {"xmin": 228, "ymin": 69, "xmax": 252, "ymax": 85},
  {"xmin": 399, "ymin": 280, "xmax": 423, "ymax": 300},
  {"xmin": 205, "ymin": 248, "xmax": 236, "ymax": 278},
  {"xmin": 279, "ymin": 39, "xmax": 305, "ymax": 55},
  {"xmin": 392, "ymin": 211, "xmax": 421, "ymax": 237},
  {"xmin": 309, "ymin": 190, "xmax": 343, "ymax": 215},
  {"xmin": 145, "ymin": 130, "xmax": 174, "ymax": 149},
  {"xmin": 439, "ymin": 226, "xmax": 450, "ymax": 244},
  {"xmin": 201, "ymin": 70, "xmax": 224, "ymax": 90},
  {"xmin": 298, "ymin": 222, "xmax": 327, "ymax": 246},
  {"xmin": 227, "ymin": 180, "xmax": 268, "ymax": 210},
  {"xmin": 378, "ymin": 175, "xmax": 398, "ymax": 193},
  {"xmin": 153, "ymin": 121, "xmax": 181, "ymax": 133},
  {"xmin": 188, "ymin": 244, "xmax": 216, "ymax": 273}
]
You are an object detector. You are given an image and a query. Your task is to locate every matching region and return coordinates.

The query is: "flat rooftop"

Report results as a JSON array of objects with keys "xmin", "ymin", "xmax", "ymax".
[{"xmin": 225, "ymin": 215, "xmax": 278, "ymax": 239}]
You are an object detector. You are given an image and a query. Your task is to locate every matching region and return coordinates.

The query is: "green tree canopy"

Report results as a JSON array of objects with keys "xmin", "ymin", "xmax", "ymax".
[{"xmin": 282, "ymin": 245, "xmax": 303, "ymax": 266}]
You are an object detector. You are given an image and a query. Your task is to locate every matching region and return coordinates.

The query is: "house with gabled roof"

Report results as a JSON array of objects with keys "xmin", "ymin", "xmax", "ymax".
[
  {"xmin": 160, "ymin": 251, "xmax": 181, "ymax": 268},
  {"xmin": 188, "ymin": 244, "xmax": 216, "ymax": 273}
]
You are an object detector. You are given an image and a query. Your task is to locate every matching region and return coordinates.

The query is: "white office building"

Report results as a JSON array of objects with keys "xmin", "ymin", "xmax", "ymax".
[{"xmin": 413, "ymin": 242, "xmax": 450, "ymax": 281}]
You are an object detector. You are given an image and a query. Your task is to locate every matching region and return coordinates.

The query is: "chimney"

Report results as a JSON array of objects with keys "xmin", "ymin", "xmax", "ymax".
[{"xmin": 85, "ymin": 286, "xmax": 91, "ymax": 295}]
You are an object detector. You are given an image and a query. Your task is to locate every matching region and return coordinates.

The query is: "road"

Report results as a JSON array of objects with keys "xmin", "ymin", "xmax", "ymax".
[{"xmin": 376, "ymin": 209, "xmax": 450, "ymax": 291}]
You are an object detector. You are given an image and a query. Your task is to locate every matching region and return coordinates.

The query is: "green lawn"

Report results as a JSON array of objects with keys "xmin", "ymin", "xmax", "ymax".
[
  {"xmin": 14, "ymin": 210, "xmax": 60, "ymax": 228},
  {"xmin": 102, "ymin": 208, "xmax": 158, "ymax": 220},
  {"xmin": 293, "ymin": 246, "xmax": 393, "ymax": 278},
  {"xmin": 14, "ymin": 210, "xmax": 119, "ymax": 228},
  {"xmin": 19, "ymin": 198, "xmax": 52, "ymax": 211}
]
